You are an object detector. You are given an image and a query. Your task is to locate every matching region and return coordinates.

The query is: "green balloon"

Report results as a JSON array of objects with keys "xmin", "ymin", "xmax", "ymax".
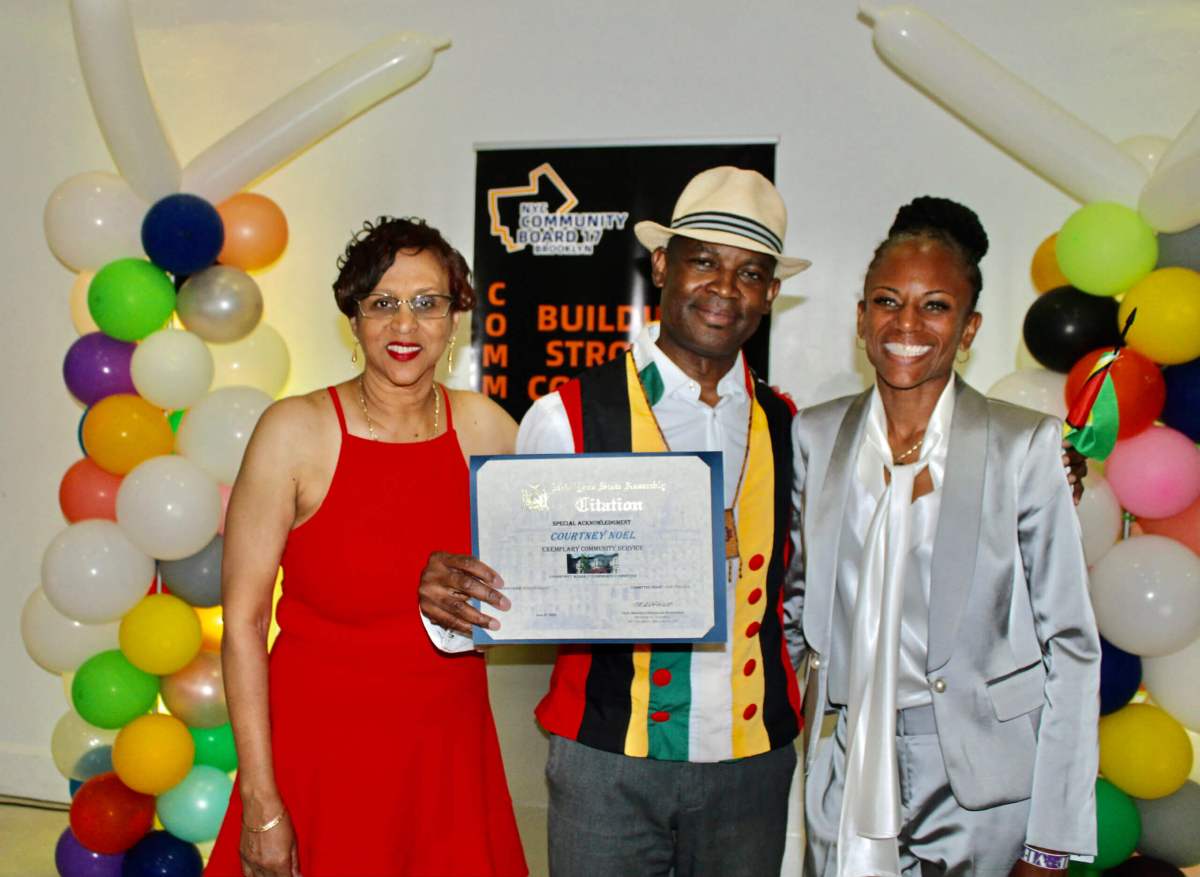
[
  {"xmin": 190, "ymin": 722, "xmax": 237, "ymax": 772},
  {"xmin": 1095, "ymin": 776, "xmax": 1142, "ymax": 869},
  {"xmin": 71, "ymin": 649, "xmax": 160, "ymax": 729},
  {"xmin": 1057, "ymin": 202, "xmax": 1158, "ymax": 297},
  {"xmin": 88, "ymin": 258, "xmax": 176, "ymax": 341},
  {"xmin": 156, "ymin": 764, "xmax": 232, "ymax": 842},
  {"xmin": 167, "ymin": 409, "xmax": 186, "ymax": 433}
]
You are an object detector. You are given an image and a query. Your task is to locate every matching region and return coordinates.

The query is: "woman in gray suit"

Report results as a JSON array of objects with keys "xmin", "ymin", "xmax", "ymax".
[{"xmin": 789, "ymin": 198, "xmax": 1100, "ymax": 876}]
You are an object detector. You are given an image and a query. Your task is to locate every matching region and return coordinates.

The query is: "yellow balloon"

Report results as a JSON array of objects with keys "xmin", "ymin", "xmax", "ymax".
[
  {"xmin": 1099, "ymin": 703, "xmax": 1194, "ymax": 799},
  {"xmin": 1031, "ymin": 233, "xmax": 1070, "ymax": 294},
  {"xmin": 119, "ymin": 594, "xmax": 202, "ymax": 675},
  {"xmin": 112, "ymin": 713, "xmax": 195, "ymax": 794},
  {"xmin": 1119, "ymin": 267, "xmax": 1200, "ymax": 365},
  {"xmin": 81, "ymin": 394, "xmax": 175, "ymax": 476},
  {"xmin": 195, "ymin": 605, "xmax": 223, "ymax": 652},
  {"xmin": 70, "ymin": 272, "xmax": 100, "ymax": 334}
]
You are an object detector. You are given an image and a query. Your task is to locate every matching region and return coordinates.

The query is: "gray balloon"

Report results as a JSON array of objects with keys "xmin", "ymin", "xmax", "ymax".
[
  {"xmin": 160, "ymin": 534, "xmax": 223, "ymax": 607},
  {"xmin": 1157, "ymin": 225, "xmax": 1200, "ymax": 272},
  {"xmin": 177, "ymin": 265, "xmax": 263, "ymax": 342},
  {"xmin": 1135, "ymin": 779, "xmax": 1200, "ymax": 867}
]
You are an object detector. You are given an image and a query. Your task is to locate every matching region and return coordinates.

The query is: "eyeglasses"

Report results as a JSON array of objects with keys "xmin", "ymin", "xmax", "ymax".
[{"xmin": 357, "ymin": 292, "xmax": 454, "ymax": 320}]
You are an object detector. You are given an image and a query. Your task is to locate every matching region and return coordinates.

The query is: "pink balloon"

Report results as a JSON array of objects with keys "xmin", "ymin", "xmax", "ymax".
[{"xmin": 1107, "ymin": 425, "xmax": 1200, "ymax": 519}]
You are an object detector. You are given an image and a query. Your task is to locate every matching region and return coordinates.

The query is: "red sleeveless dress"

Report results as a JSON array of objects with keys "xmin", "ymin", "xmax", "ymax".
[{"xmin": 205, "ymin": 387, "xmax": 527, "ymax": 877}]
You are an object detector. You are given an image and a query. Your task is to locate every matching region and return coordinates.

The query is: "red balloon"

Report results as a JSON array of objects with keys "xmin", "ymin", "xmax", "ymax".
[
  {"xmin": 1064, "ymin": 348, "xmax": 1166, "ymax": 439},
  {"xmin": 69, "ymin": 772, "xmax": 154, "ymax": 855},
  {"xmin": 58, "ymin": 457, "xmax": 122, "ymax": 522}
]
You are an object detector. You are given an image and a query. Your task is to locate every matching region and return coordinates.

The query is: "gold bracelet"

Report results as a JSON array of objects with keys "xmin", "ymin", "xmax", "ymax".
[{"xmin": 245, "ymin": 809, "xmax": 286, "ymax": 833}]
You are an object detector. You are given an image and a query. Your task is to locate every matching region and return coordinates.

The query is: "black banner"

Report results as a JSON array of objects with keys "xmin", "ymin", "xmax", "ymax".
[{"xmin": 472, "ymin": 142, "xmax": 776, "ymax": 421}]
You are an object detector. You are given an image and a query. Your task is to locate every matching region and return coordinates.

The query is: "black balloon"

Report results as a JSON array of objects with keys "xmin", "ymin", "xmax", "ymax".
[
  {"xmin": 1161, "ymin": 357, "xmax": 1200, "ymax": 442},
  {"xmin": 1103, "ymin": 855, "xmax": 1185, "ymax": 876},
  {"xmin": 1023, "ymin": 286, "xmax": 1122, "ymax": 373}
]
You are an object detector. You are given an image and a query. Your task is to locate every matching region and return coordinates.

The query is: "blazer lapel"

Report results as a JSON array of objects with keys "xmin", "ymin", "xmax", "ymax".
[
  {"xmin": 803, "ymin": 390, "xmax": 871, "ymax": 657},
  {"xmin": 926, "ymin": 378, "xmax": 988, "ymax": 672}
]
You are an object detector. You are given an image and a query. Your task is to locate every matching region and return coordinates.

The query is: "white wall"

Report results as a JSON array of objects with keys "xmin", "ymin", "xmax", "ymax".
[{"xmin": 2, "ymin": 0, "xmax": 1197, "ymax": 817}]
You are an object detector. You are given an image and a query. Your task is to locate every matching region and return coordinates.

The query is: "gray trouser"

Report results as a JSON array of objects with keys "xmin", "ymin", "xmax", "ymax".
[
  {"xmin": 546, "ymin": 734, "xmax": 797, "ymax": 877},
  {"xmin": 805, "ymin": 707, "xmax": 1029, "ymax": 877}
]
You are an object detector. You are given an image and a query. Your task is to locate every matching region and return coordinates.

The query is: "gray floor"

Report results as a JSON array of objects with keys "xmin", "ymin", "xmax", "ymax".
[{"xmin": 0, "ymin": 798, "xmax": 549, "ymax": 877}]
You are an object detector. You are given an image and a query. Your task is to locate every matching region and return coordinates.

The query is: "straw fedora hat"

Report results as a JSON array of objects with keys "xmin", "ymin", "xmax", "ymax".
[{"xmin": 634, "ymin": 166, "xmax": 811, "ymax": 279}]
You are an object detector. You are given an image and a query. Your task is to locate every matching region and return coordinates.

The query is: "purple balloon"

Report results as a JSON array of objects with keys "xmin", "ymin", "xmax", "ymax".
[
  {"xmin": 54, "ymin": 827, "xmax": 124, "ymax": 877},
  {"xmin": 63, "ymin": 333, "xmax": 136, "ymax": 405}
]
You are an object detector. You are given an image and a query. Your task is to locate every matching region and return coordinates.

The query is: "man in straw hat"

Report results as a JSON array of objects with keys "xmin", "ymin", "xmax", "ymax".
[{"xmin": 419, "ymin": 166, "xmax": 810, "ymax": 876}]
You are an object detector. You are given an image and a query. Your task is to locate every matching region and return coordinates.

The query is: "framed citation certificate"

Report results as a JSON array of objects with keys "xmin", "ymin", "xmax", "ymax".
[{"xmin": 469, "ymin": 452, "xmax": 727, "ymax": 645}]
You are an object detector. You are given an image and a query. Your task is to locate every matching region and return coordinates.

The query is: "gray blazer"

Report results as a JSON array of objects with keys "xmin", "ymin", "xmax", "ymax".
[{"xmin": 784, "ymin": 377, "xmax": 1099, "ymax": 856}]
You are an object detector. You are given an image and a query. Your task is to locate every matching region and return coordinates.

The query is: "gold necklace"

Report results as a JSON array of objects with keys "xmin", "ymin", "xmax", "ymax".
[
  {"xmin": 357, "ymin": 376, "xmax": 439, "ymax": 441},
  {"xmin": 892, "ymin": 436, "xmax": 923, "ymax": 463}
]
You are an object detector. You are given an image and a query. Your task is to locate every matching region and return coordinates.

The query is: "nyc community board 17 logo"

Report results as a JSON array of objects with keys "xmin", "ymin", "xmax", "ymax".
[{"xmin": 488, "ymin": 163, "xmax": 629, "ymax": 256}]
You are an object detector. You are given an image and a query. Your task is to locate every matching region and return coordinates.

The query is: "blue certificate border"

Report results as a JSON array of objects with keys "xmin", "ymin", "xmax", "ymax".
[{"xmin": 469, "ymin": 451, "xmax": 727, "ymax": 646}]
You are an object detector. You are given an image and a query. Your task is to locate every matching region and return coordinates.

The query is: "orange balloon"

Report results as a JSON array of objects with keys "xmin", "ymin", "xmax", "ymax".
[
  {"xmin": 59, "ymin": 457, "xmax": 123, "ymax": 521},
  {"xmin": 195, "ymin": 605, "xmax": 223, "ymax": 651},
  {"xmin": 1031, "ymin": 233, "xmax": 1071, "ymax": 294},
  {"xmin": 70, "ymin": 272, "xmax": 100, "ymax": 334},
  {"xmin": 1140, "ymin": 492, "xmax": 1200, "ymax": 555},
  {"xmin": 216, "ymin": 193, "xmax": 288, "ymax": 270},
  {"xmin": 81, "ymin": 394, "xmax": 174, "ymax": 475}
]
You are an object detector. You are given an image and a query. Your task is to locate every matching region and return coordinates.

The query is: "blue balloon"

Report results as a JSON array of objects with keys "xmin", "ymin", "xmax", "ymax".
[
  {"xmin": 140, "ymin": 194, "xmax": 223, "ymax": 277},
  {"xmin": 1100, "ymin": 636, "xmax": 1142, "ymax": 715},
  {"xmin": 1161, "ymin": 357, "xmax": 1200, "ymax": 442},
  {"xmin": 70, "ymin": 778, "xmax": 83, "ymax": 797},
  {"xmin": 121, "ymin": 831, "xmax": 203, "ymax": 877},
  {"xmin": 73, "ymin": 744, "xmax": 114, "ymax": 780}
]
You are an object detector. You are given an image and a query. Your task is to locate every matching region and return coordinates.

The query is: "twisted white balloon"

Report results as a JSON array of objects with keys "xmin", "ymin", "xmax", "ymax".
[
  {"xmin": 181, "ymin": 33, "xmax": 450, "ymax": 203},
  {"xmin": 859, "ymin": 3, "xmax": 1149, "ymax": 207},
  {"xmin": 69, "ymin": 0, "xmax": 182, "ymax": 201}
]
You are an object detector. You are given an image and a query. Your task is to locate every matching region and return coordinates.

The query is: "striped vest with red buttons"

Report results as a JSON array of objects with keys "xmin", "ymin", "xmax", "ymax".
[{"xmin": 533, "ymin": 351, "xmax": 803, "ymax": 762}]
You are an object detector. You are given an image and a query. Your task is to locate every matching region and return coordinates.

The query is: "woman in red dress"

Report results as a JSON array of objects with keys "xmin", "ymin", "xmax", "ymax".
[{"xmin": 205, "ymin": 218, "xmax": 528, "ymax": 877}]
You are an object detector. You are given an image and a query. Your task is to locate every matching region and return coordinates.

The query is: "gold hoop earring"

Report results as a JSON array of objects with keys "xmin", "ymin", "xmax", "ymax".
[
  {"xmin": 956, "ymin": 348, "xmax": 971, "ymax": 364},
  {"xmin": 446, "ymin": 335, "xmax": 456, "ymax": 375},
  {"xmin": 351, "ymin": 342, "xmax": 360, "ymax": 365}
]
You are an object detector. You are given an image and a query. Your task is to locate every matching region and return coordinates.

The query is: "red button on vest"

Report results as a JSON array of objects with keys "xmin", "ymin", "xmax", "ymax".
[
  {"xmin": 652, "ymin": 668, "xmax": 672, "ymax": 687},
  {"xmin": 748, "ymin": 553, "xmax": 765, "ymax": 571},
  {"xmin": 748, "ymin": 588, "xmax": 763, "ymax": 605},
  {"xmin": 745, "ymin": 621, "xmax": 761, "ymax": 638},
  {"xmin": 651, "ymin": 711, "xmax": 671, "ymax": 723},
  {"xmin": 742, "ymin": 704, "xmax": 758, "ymax": 720},
  {"xmin": 743, "ymin": 659, "xmax": 757, "ymax": 676}
]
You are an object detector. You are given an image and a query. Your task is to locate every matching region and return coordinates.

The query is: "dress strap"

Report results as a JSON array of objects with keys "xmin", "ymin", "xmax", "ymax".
[
  {"xmin": 440, "ymin": 384, "xmax": 455, "ymax": 431},
  {"xmin": 327, "ymin": 386, "xmax": 349, "ymax": 435}
]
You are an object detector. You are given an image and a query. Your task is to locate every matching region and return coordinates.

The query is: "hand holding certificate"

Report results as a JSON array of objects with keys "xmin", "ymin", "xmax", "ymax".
[{"xmin": 469, "ymin": 452, "xmax": 727, "ymax": 645}]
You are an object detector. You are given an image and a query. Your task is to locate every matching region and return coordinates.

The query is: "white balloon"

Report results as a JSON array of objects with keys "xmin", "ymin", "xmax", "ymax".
[
  {"xmin": 70, "ymin": 272, "xmax": 100, "ymax": 335},
  {"xmin": 209, "ymin": 323, "xmax": 291, "ymax": 398},
  {"xmin": 859, "ymin": 4, "xmax": 1147, "ymax": 206},
  {"xmin": 987, "ymin": 369, "xmax": 1067, "ymax": 420},
  {"xmin": 177, "ymin": 387, "xmax": 273, "ymax": 485},
  {"xmin": 41, "ymin": 520, "xmax": 155, "ymax": 624},
  {"xmin": 1076, "ymin": 475, "xmax": 1123, "ymax": 567},
  {"xmin": 1091, "ymin": 535, "xmax": 1200, "ymax": 658},
  {"xmin": 1140, "ymin": 152, "xmax": 1200, "ymax": 234},
  {"xmin": 50, "ymin": 709, "xmax": 116, "ymax": 781},
  {"xmin": 20, "ymin": 587, "xmax": 120, "ymax": 674},
  {"xmin": 43, "ymin": 172, "xmax": 146, "ymax": 271},
  {"xmin": 1119, "ymin": 135, "xmax": 1173, "ymax": 174},
  {"xmin": 1144, "ymin": 635, "xmax": 1200, "ymax": 731},
  {"xmin": 116, "ymin": 455, "xmax": 222, "ymax": 561},
  {"xmin": 131, "ymin": 329, "xmax": 214, "ymax": 410},
  {"xmin": 69, "ymin": 0, "xmax": 180, "ymax": 201},
  {"xmin": 181, "ymin": 32, "xmax": 449, "ymax": 203}
]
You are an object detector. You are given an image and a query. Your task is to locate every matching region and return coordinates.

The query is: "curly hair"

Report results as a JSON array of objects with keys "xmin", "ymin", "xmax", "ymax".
[
  {"xmin": 332, "ymin": 217, "xmax": 475, "ymax": 318},
  {"xmin": 865, "ymin": 196, "xmax": 989, "ymax": 310}
]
